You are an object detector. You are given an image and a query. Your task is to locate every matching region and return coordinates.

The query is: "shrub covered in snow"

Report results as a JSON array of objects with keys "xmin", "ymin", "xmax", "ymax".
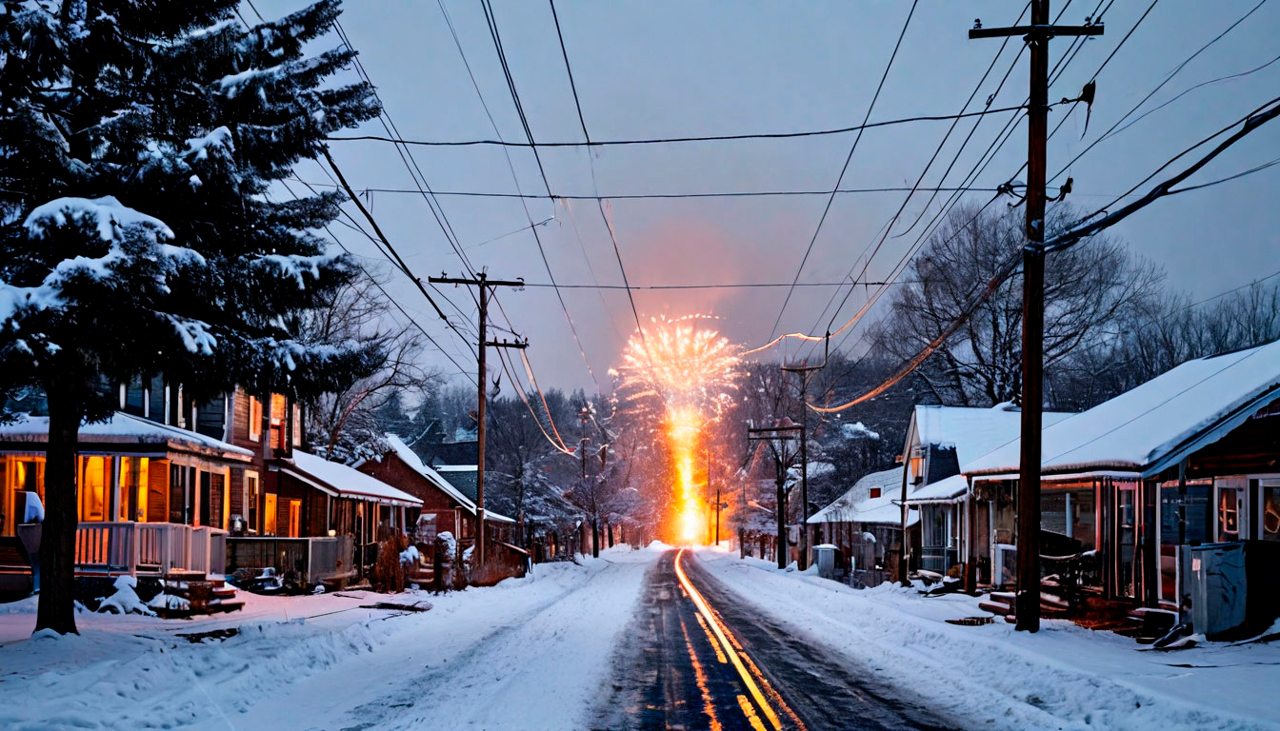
[{"xmin": 96, "ymin": 576, "xmax": 155, "ymax": 616}]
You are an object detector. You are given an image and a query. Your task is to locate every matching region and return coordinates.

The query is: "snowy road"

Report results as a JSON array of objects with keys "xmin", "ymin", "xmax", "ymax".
[
  {"xmin": 600, "ymin": 549, "xmax": 952, "ymax": 730},
  {"xmin": 227, "ymin": 548, "xmax": 656, "ymax": 730}
]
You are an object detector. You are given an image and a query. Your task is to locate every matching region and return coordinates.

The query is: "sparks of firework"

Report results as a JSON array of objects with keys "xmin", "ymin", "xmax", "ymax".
[{"xmin": 610, "ymin": 315, "xmax": 741, "ymax": 544}]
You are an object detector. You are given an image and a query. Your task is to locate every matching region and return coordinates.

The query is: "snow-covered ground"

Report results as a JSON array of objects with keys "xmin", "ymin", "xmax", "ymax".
[
  {"xmin": 696, "ymin": 547, "xmax": 1280, "ymax": 731},
  {"xmin": 0, "ymin": 544, "xmax": 661, "ymax": 730}
]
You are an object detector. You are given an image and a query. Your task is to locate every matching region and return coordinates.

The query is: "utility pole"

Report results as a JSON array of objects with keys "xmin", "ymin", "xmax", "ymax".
[
  {"xmin": 748, "ymin": 425, "xmax": 801, "ymax": 569},
  {"xmin": 579, "ymin": 406, "xmax": 600, "ymax": 558},
  {"xmin": 782, "ymin": 362, "xmax": 823, "ymax": 570},
  {"xmin": 428, "ymin": 272, "xmax": 526, "ymax": 570},
  {"xmin": 970, "ymin": 4, "xmax": 1102, "ymax": 632}
]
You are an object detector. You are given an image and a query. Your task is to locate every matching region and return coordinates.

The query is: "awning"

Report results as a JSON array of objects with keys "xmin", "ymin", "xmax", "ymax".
[{"xmin": 904, "ymin": 474, "xmax": 969, "ymax": 505}]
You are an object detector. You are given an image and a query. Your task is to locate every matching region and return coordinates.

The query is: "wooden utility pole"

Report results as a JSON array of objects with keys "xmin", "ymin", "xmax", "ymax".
[
  {"xmin": 970, "ymin": 4, "xmax": 1102, "ymax": 632},
  {"xmin": 428, "ymin": 272, "xmax": 526, "ymax": 569},
  {"xmin": 782, "ymin": 362, "xmax": 823, "ymax": 570},
  {"xmin": 748, "ymin": 425, "xmax": 801, "ymax": 569}
]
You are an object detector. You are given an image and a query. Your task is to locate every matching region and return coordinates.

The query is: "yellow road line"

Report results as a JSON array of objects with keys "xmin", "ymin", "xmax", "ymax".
[
  {"xmin": 737, "ymin": 694, "xmax": 770, "ymax": 731},
  {"xmin": 678, "ymin": 615, "xmax": 723, "ymax": 731},
  {"xmin": 675, "ymin": 548, "xmax": 803, "ymax": 731}
]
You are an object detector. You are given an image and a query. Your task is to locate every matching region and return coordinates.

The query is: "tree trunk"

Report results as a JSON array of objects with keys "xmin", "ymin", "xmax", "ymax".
[
  {"xmin": 591, "ymin": 519, "xmax": 600, "ymax": 558},
  {"xmin": 36, "ymin": 385, "xmax": 82, "ymax": 635}
]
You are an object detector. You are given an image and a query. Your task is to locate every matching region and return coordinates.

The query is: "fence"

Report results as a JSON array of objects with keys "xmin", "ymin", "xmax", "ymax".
[
  {"xmin": 73, "ymin": 522, "xmax": 228, "ymax": 576},
  {"xmin": 225, "ymin": 535, "xmax": 355, "ymax": 586}
]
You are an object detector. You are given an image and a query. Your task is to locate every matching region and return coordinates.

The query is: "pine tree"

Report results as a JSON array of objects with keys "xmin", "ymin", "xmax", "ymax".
[{"xmin": 0, "ymin": 0, "xmax": 381, "ymax": 634}]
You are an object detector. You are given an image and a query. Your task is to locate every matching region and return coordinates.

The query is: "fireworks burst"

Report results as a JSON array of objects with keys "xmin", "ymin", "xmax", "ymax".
[{"xmin": 610, "ymin": 315, "xmax": 741, "ymax": 544}]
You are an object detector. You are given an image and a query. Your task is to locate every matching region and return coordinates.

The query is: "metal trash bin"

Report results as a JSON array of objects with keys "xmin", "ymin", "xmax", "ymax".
[{"xmin": 1181, "ymin": 542, "xmax": 1247, "ymax": 639}]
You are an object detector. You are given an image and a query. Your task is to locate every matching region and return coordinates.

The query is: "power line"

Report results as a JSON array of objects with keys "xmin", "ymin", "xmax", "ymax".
[
  {"xmin": 811, "ymin": 95, "xmax": 1280, "ymax": 413},
  {"xmin": 546, "ymin": 0, "xmax": 657, "ymax": 380},
  {"xmin": 279, "ymin": 179, "xmax": 478, "ymax": 384},
  {"xmin": 790, "ymin": 0, "xmax": 1041, "ymax": 359},
  {"xmin": 324, "ymin": 104, "xmax": 1032, "ymax": 148},
  {"xmin": 522, "ymin": 280, "xmax": 911, "ymax": 291},
  {"xmin": 767, "ymin": 0, "xmax": 919, "ymax": 342},
  {"xmin": 805, "ymin": 0, "xmax": 1115, "ymax": 359},
  {"xmin": 475, "ymin": 0, "xmax": 607, "ymax": 396},
  {"xmin": 1048, "ymin": 0, "xmax": 1266, "ymax": 186},
  {"xmin": 291, "ymin": 181, "xmax": 1079, "ymax": 200}
]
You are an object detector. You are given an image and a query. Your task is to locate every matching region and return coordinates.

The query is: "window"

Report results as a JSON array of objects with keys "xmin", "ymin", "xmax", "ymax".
[
  {"xmin": 287, "ymin": 499, "xmax": 302, "ymax": 537},
  {"xmin": 123, "ymin": 379, "xmax": 146, "ymax": 417},
  {"xmin": 248, "ymin": 396, "xmax": 263, "ymax": 442},
  {"xmin": 245, "ymin": 472, "xmax": 260, "ymax": 533},
  {"xmin": 1041, "ymin": 492, "xmax": 1068, "ymax": 536},
  {"xmin": 119, "ymin": 457, "xmax": 148, "ymax": 522},
  {"xmin": 79, "ymin": 456, "xmax": 109, "ymax": 522},
  {"xmin": 1263, "ymin": 482, "xmax": 1280, "ymax": 541},
  {"xmin": 1217, "ymin": 480, "xmax": 1246, "ymax": 542},
  {"xmin": 1070, "ymin": 489, "xmax": 1096, "ymax": 550},
  {"xmin": 270, "ymin": 394, "xmax": 287, "ymax": 450},
  {"xmin": 869, "ymin": 487, "xmax": 882, "ymax": 499},
  {"xmin": 909, "ymin": 448, "xmax": 925, "ymax": 485},
  {"xmin": 922, "ymin": 505, "xmax": 946, "ymax": 547},
  {"xmin": 263, "ymin": 493, "xmax": 277, "ymax": 535}
]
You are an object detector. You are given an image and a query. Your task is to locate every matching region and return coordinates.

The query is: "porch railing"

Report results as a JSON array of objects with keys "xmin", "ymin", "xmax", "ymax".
[{"xmin": 74, "ymin": 522, "xmax": 228, "ymax": 577}]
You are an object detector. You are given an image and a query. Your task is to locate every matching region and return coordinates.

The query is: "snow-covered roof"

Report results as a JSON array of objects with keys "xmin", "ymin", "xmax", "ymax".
[
  {"xmin": 966, "ymin": 339, "xmax": 1280, "ymax": 478},
  {"xmin": 380, "ymin": 438, "xmax": 515, "ymax": 523},
  {"xmin": 912, "ymin": 404, "xmax": 1072, "ymax": 467},
  {"xmin": 904, "ymin": 473, "xmax": 968, "ymax": 504},
  {"xmin": 808, "ymin": 467, "xmax": 918, "ymax": 526},
  {"xmin": 285, "ymin": 451, "xmax": 422, "ymax": 507},
  {"xmin": 382, "ymin": 435, "xmax": 477, "ymax": 510},
  {"xmin": 0, "ymin": 411, "xmax": 252, "ymax": 460}
]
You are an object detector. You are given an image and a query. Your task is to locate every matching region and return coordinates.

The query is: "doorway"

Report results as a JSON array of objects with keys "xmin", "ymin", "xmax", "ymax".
[{"xmin": 1116, "ymin": 484, "xmax": 1138, "ymax": 598}]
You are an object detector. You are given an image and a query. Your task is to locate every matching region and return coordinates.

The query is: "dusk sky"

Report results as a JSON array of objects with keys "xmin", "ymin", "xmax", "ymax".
[{"xmin": 266, "ymin": 0, "xmax": 1280, "ymax": 392}]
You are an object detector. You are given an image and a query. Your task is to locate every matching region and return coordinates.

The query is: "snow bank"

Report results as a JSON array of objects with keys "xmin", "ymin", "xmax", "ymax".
[{"xmin": 697, "ymin": 550, "xmax": 1280, "ymax": 730}]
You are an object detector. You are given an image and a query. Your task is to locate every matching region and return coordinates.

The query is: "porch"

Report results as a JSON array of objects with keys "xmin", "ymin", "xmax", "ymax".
[{"xmin": 72, "ymin": 521, "xmax": 228, "ymax": 577}]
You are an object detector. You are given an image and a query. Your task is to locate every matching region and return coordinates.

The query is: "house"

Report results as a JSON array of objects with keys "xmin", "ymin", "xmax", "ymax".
[
  {"xmin": 964, "ymin": 339, "xmax": 1280, "ymax": 633},
  {"xmin": 356, "ymin": 434, "xmax": 515, "ymax": 548},
  {"xmin": 0, "ymin": 410, "xmax": 253, "ymax": 582},
  {"xmin": 0, "ymin": 376, "xmax": 423, "ymax": 591},
  {"xmin": 899, "ymin": 404, "xmax": 1070, "ymax": 580},
  {"xmin": 807, "ymin": 466, "xmax": 917, "ymax": 586}
]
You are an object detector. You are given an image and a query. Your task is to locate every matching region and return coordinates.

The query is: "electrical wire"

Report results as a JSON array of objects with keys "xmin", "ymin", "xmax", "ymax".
[
  {"xmin": 479, "ymin": 0, "xmax": 605, "ymax": 394},
  {"xmin": 810, "ymin": 96, "xmax": 1280, "ymax": 413},
  {"xmin": 545, "ymin": 0, "xmax": 662, "ymax": 394},
  {"xmin": 325, "ymin": 104, "xmax": 1032, "ymax": 148},
  {"xmin": 767, "ymin": 0, "xmax": 920, "ymax": 342}
]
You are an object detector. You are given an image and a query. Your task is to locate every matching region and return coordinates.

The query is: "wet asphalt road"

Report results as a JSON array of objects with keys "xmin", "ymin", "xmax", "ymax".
[{"xmin": 598, "ymin": 550, "xmax": 955, "ymax": 731}]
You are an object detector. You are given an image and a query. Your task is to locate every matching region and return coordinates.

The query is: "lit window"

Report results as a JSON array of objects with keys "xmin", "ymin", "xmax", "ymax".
[
  {"xmin": 118, "ymin": 457, "xmax": 149, "ymax": 522},
  {"xmin": 264, "ymin": 493, "xmax": 277, "ymax": 535},
  {"xmin": 249, "ymin": 396, "xmax": 262, "ymax": 442},
  {"xmin": 869, "ymin": 487, "xmax": 882, "ymax": 499},
  {"xmin": 79, "ymin": 456, "xmax": 108, "ymax": 522},
  {"xmin": 245, "ymin": 472, "xmax": 260, "ymax": 533},
  {"xmin": 1219, "ymin": 488, "xmax": 1242, "ymax": 541},
  {"xmin": 1263, "ymin": 484, "xmax": 1280, "ymax": 541}
]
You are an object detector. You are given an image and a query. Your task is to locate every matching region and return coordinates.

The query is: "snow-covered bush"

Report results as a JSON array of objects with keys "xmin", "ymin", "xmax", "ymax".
[{"xmin": 96, "ymin": 576, "xmax": 155, "ymax": 616}]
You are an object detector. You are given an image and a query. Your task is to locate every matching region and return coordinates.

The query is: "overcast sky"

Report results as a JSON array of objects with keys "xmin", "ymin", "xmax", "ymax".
[{"xmin": 259, "ymin": 0, "xmax": 1280, "ymax": 393}]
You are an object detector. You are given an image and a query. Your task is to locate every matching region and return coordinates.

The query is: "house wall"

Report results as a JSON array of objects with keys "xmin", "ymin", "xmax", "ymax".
[{"xmin": 357, "ymin": 453, "xmax": 472, "ymax": 539}]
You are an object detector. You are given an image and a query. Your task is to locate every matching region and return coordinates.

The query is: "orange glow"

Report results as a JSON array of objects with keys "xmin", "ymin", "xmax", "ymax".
[{"xmin": 613, "ymin": 316, "xmax": 740, "ymax": 544}]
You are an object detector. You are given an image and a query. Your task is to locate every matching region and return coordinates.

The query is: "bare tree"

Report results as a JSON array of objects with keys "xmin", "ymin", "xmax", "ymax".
[
  {"xmin": 300, "ymin": 268, "xmax": 443, "ymax": 462},
  {"xmin": 872, "ymin": 203, "xmax": 1164, "ymax": 408},
  {"xmin": 1052, "ymin": 277, "xmax": 1280, "ymax": 408}
]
